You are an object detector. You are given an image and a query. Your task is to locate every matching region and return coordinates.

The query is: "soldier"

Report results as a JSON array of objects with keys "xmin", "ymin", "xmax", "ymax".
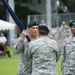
[
  {"xmin": 25, "ymin": 25, "xmax": 60, "ymax": 75},
  {"xmin": 61, "ymin": 21, "xmax": 75, "ymax": 75},
  {"xmin": 14, "ymin": 21, "xmax": 39, "ymax": 75}
]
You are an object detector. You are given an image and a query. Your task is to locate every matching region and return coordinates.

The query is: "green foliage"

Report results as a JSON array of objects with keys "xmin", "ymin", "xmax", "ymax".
[
  {"xmin": 67, "ymin": 0, "xmax": 75, "ymax": 6},
  {"xmin": 58, "ymin": 8, "xmax": 64, "ymax": 13},
  {"xmin": 15, "ymin": 0, "xmax": 29, "ymax": 3},
  {"xmin": 60, "ymin": 0, "xmax": 75, "ymax": 12}
]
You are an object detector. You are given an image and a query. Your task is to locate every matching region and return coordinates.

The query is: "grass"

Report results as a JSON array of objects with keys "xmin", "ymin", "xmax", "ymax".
[
  {"xmin": 0, "ymin": 46, "xmax": 19, "ymax": 75},
  {"xmin": 0, "ymin": 46, "xmax": 61, "ymax": 75},
  {"xmin": 56, "ymin": 56, "xmax": 62, "ymax": 75}
]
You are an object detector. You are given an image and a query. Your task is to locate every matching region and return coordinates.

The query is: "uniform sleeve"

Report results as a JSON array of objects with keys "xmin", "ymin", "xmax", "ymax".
[
  {"xmin": 24, "ymin": 42, "xmax": 35, "ymax": 59},
  {"xmin": 14, "ymin": 37, "xmax": 28, "ymax": 54},
  {"xmin": 52, "ymin": 40, "xmax": 61, "ymax": 62},
  {"xmin": 61, "ymin": 39, "xmax": 67, "ymax": 64}
]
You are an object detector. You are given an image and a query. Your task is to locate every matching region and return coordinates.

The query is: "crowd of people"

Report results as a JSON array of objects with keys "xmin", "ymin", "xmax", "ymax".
[
  {"xmin": 13, "ymin": 20, "xmax": 75, "ymax": 75},
  {"xmin": 0, "ymin": 20, "xmax": 73, "ymax": 75},
  {"xmin": 48, "ymin": 26, "xmax": 71, "ymax": 47}
]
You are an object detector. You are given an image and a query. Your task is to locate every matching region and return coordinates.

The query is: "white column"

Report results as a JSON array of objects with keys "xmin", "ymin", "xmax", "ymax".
[
  {"xmin": 8, "ymin": 0, "xmax": 15, "ymax": 23},
  {"xmin": 28, "ymin": 15, "xmax": 30, "ymax": 24},
  {"xmin": 56, "ymin": 0, "xmax": 59, "ymax": 27},
  {"xmin": 8, "ymin": 0, "xmax": 15, "ymax": 46},
  {"xmin": 46, "ymin": 0, "xmax": 51, "ymax": 29}
]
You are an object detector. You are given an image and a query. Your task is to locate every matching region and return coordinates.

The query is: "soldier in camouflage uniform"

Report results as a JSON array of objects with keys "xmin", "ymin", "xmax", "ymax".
[
  {"xmin": 14, "ymin": 21, "xmax": 39, "ymax": 75},
  {"xmin": 61, "ymin": 21, "xmax": 75, "ymax": 75},
  {"xmin": 25, "ymin": 25, "xmax": 60, "ymax": 75}
]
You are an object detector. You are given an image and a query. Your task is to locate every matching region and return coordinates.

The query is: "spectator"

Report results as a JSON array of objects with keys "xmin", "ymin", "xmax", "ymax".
[
  {"xmin": 40, "ymin": 20, "xmax": 46, "ymax": 26},
  {"xmin": 12, "ymin": 36, "xmax": 18, "ymax": 46},
  {"xmin": 12, "ymin": 36, "xmax": 18, "ymax": 55},
  {"xmin": 0, "ymin": 33, "xmax": 11, "ymax": 57}
]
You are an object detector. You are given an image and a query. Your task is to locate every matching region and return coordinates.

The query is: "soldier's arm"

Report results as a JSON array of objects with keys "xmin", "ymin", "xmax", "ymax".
[
  {"xmin": 53, "ymin": 40, "xmax": 61, "ymax": 62},
  {"xmin": 14, "ymin": 37, "xmax": 25, "ymax": 54},
  {"xmin": 14, "ymin": 30, "xmax": 29, "ymax": 54}
]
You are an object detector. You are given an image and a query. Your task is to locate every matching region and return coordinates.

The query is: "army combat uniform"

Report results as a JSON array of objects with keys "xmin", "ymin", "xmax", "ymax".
[
  {"xmin": 25, "ymin": 36, "xmax": 60, "ymax": 75},
  {"xmin": 61, "ymin": 35, "xmax": 75, "ymax": 75},
  {"xmin": 14, "ymin": 37, "xmax": 31, "ymax": 75},
  {"xmin": 14, "ymin": 21, "xmax": 39, "ymax": 75}
]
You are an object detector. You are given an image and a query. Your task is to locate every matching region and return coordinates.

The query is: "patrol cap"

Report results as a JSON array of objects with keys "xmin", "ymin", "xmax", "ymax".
[
  {"xmin": 69, "ymin": 21, "xmax": 75, "ymax": 27},
  {"xmin": 38, "ymin": 25, "xmax": 49, "ymax": 33},
  {"xmin": 28, "ymin": 21, "xmax": 39, "ymax": 28}
]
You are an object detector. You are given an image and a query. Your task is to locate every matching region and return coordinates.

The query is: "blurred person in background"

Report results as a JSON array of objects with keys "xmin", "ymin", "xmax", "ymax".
[
  {"xmin": 40, "ymin": 20, "xmax": 46, "ymax": 26},
  {"xmin": 12, "ymin": 36, "xmax": 18, "ymax": 55},
  {"xmin": 0, "ymin": 33, "xmax": 11, "ymax": 57}
]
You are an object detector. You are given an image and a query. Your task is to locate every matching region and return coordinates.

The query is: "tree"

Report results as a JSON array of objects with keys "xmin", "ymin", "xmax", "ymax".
[{"xmin": 60, "ymin": 0, "xmax": 75, "ymax": 12}]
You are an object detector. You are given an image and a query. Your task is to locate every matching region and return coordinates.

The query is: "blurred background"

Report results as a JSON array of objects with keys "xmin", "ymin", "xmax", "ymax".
[
  {"xmin": 0, "ymin": 0, "xmax": 75, "ymax": 46},
  {"xmin": 0, "ymin": 0, "xmax": 75, "ymax": 75}
]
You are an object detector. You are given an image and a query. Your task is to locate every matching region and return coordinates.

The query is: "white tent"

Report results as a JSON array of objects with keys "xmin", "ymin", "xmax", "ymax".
[
  {"xmin": 0, "ymin": 20, "xmax": 15, "ymax": 30},
  {"xmin": 0, "ymin": 20, "xmax": 16, "ymax": 46}
]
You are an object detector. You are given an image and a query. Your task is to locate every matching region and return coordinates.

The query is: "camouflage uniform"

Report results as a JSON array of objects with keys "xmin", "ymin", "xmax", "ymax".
[
  {"xmin": 25, "ymin": 36, "xmax": 60, "ymax": 75},
  {"xmin": 14, "ymin": 37, "xmax": 33, "ymax": 75},
  {"xmin": 61, "ymin": 35, "xmax": 75, "ymax": 75}
]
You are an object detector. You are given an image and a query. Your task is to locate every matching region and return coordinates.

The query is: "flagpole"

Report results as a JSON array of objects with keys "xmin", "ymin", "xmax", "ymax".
[{"xmin": 2, "ymin": 0, "xmax": 31, "ymax": 42}]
